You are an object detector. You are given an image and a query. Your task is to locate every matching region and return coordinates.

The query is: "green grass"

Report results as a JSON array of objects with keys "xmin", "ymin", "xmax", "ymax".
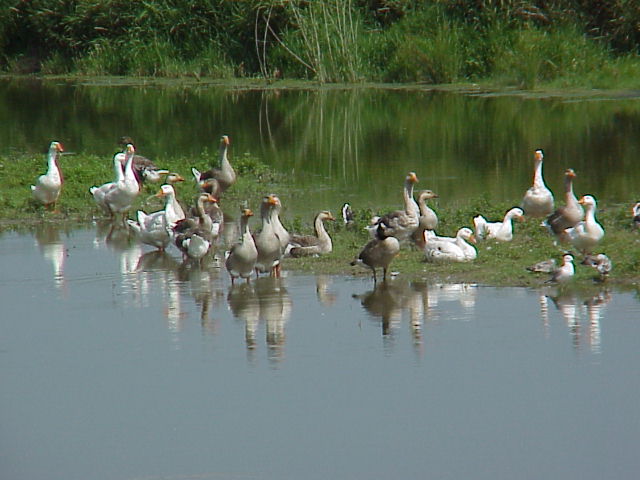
[{"xmin": 4, "ymin": 148, "xmax": 639, "ymax": 288}]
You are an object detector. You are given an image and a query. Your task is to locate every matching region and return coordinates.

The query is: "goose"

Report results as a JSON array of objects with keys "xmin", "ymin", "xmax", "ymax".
[
  {"xmin": 566, "ymin": 195, "xmax": 604, "ymax": 254},
  {"xmin": 521, "ymin": 149, "xmax": 554, "ymax": 217},
  {"xmin": 127, "ymin": 185, "xmax": 184, "ymax": 250},
  {"xmin": 31, "ymin": 141, "xmax": 65, "ymax": 211},
  {"xmin": 341, "ymin": 203, "xmax": 354, "ymax": 226},
  {"xmin": 473, "ymin": 207, "xmax": 524, "ymax": 242},
  {"xmin": 412, "ymin": 189, "xmax": 439, "ymax": 248},
  {"xmin": 172, "ymin": 193, "xmax": 217, "ymax": 263},
  {"xmin": 632, "ymin": 202, "xmax": 640, "ymax": 229},
  {"xmin": 372, "ymin": 171, "xmax": 420, "ymax": 242},
  {"xmin": 424, "ymin": 227, "xmax": 477, "ymax": 262},
  {"xmin": 526, "ymin": 258, "xmax": 557, "ymax": 274},
  {"xmin": 163, "ymin": 173, "xmax": 186, "ymax": 219},
  {"xmin": 90, "ymin": 144, "xmax": 140, "ymax": 219},
  {"xmin": 192, "ymin": 135, "xmax": 236, "ymax": 194},
  {"xmin": 543, "ymin": 168, "xmax": 583, "ymax": 240},
  {"xmin": 90, "ymin": 153, "xmax": 124, "ymax": 215},
  {"xmin": 189, "ymin": 195, "xmax": 224, "ymax": 243},
  {"xmin": 116, "ymin": 136, "xmax": 167, "ymax": 185},
  {"xmin": 286, "ymin": 210, "xmax": 335, "ymax": 257},
  {"xmin": 351, "ymin": 223, "xmax": 401, "ymax": 283},
  {"xmin": 581, "ymin": 253, "xmax": 612, "ymax": 281},
  {"xmin": 270, "ymin": 194, "xmax": 290, "ymax": 253},
  {"xmin": 225, "ymin": 208, "xmax": 259, "ymax": 284},
  {"xmin": 546, "ymin": 254, "xmax": 575, "ymax": 283},
  {"xmin": 254, "ymin": 194, "xmax": 284, "ymax": 277}
]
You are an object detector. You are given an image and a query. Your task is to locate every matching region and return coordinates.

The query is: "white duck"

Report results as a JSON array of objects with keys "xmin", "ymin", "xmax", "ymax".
[
  {"xmin": 546, "ymin": 254, "xmax": 575, "ymax": 283},
  {"xmin": 31, "ymin": 141, "xmax": 65, "ymax": 211},
  {"xmin": 372, "ymin": 171, "xmax": 420, "ymax": 242},
  {"xmin": 286, "ymin": 210, "xmax": 335, "ymax": 257},
  {"xmin": 473, "ymin": 207, "xmax": 524, "ymax": 242},
  {"xmin": 521, "ymin": 149, "xmax": 554, "ymax": 217},
  {"xmin": 225, "ymin": 208, "xmax": 258, "ymax": 284},
  {"xmin": 424, "ymin": 227, "xmax": 477, "ymax": 263},
  {"xmin": 127, "ymin": 185, "xmax": 184, "ymax": 251},
  {"xmin": 566, "ymin": 195, "xmax": 604, "ymax": 254}
]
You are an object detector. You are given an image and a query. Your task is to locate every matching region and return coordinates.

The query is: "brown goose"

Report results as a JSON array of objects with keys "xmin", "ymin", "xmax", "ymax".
[
  {"xmin": 411, "ymin": 189, "xmax": 439, "ymax": 248},
  {"xmin": 286, "ymin": 210, "xmax": 335, "ymax": 257},
  {"xmin": 351, "ymin": 223, "xmax": 401, "ymax": 283},
  {"xmin": 544, "ymin": 168, "xmax": 584, "ymax": 240},
  {"xmin": 192, "ymin": 135, "xmax": 236, "ymax": 194},
  {"xmin": 254, "ymin": 194, "xmax": 283, "ymax": 277},
  {"xmin": 521, "ymin": 149, "xmax": 554, "ymax": 217},
  {"xmin": 372, "ymin": 172, "xmax": 420, "ymax": 242},
  {"xmin": 31, "ymin": 141, "xmax": 65, "ymax": 211},
  {"xmin": 225, "ymin": 208, "xmax": 258, "ymax": 284}
]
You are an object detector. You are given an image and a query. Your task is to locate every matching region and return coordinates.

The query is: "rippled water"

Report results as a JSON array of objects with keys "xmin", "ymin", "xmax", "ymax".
[{"xmin": 2, "ymin": 226, "xmax": 640, "ymax": 480}]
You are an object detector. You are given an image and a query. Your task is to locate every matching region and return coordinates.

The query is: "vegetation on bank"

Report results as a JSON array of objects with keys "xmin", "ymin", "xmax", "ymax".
[
  {"xmin": 2, "ymin": 149, "xmax": 639, "ymax": 288},
  {"xmin": 2, "ymin": 1, "xmax": 640, "ymax": 89}
]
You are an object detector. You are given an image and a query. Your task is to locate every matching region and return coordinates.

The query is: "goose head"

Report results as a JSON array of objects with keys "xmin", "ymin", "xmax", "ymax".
[
  {"xmin": 578, "ymin": 195, "xmax": 596, "ymax": 208},
  {"xmin": 419, "ymin": 189, "xmax": 438, "ymax": 201},
  {"xmin": 458, "ymin": 227, "xmax": 476, "ymax": 244},
  {"xmin": 506, "ymin": 207, "xmax": 525, "ymax": 222},
  {"xmin": 534, "ymin": 148, "xmax": 544, "ymax": 163}
]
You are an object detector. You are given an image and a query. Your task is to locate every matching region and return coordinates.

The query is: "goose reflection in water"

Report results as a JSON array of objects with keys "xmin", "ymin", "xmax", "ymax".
[
  {"xmin": 316, "ymin": 275, "xmax": 338, "ymax": 306},
  {"xmin": 544, "ymin": 286, "xmax": 611, "ymax": 353},
  {"xmin": 176, "ymin": 263, "xmax": 224, "ymax": 335},
  {"xmin": 34, "ymin": 224, "xmax": 67, "ymax": 292},
  {"xmin": 227, "ymin": 277, "xmax": 291, "ymax": 366}
]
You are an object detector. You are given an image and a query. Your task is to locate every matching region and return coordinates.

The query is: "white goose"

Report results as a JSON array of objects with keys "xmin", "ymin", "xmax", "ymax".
[
  {"xmin": 566, "ymin": 195, "xmax": 604, "ymax": 254},
  {"xmin": 90, "ymin": 152, "xmax": 125, "ymax": 215},
  {"xmin": 91, "ymin": 144, "xmax": 140, "ymax": 219},
  {"xmin": 521, "ymin": 149, "xmax": 554, "ymax": 217},
  {"xmin": 473, "ymin": 207, "xmax": 524, "ymax": 242},
  {"xmin": 127, "ymin": 185, "xmax": 184, "ymax": 250},
  {"xmin": 424, "ymin": 227, "xmax": 477, "ymax": 263},
  {"xmin": 31, "ymin": 141, "xmax": 65, "ymax": 211}
]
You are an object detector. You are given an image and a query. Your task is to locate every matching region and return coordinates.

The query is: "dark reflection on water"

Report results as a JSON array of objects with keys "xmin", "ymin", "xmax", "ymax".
[{"xmin": 2, "ymin": 225, "xmax": 640, "ymax": 480}]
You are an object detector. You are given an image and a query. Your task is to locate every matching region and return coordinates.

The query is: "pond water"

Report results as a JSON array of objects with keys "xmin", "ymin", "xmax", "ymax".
[{"xmin": 1, "ymin": 225, "xmax": 640, "ymax": 480}]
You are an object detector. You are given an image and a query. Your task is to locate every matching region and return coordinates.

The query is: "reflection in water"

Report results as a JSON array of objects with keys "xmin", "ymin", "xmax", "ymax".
[
  {"xmin": 316, "ymin": 275, "xmax": 337, "ymax": 306},
  {"xmin": 34, "ymin": 223, "xmax": 67, "ymax": 292},
  {"xmin": 544, "ymin": 286, "xmax": 611, "ymax": 354}
]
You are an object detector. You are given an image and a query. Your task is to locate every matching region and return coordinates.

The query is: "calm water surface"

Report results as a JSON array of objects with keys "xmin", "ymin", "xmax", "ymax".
[{"xmin": 1, "ymin": 225, "xmax": 640, "ymax": 480}]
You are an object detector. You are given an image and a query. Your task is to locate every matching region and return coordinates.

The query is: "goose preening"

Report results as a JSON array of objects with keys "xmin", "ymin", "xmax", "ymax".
[
  {"xmin": 351, "ymin": 223, "xmax": 401, "ymax": 283},
  {"xmin": 526, "ymin": 258, "xmax": 557, "ymax": 274},
  {"xmin": 423, "ymin": 227, "xmax": 477, "ymax": 263},
  {"xmin": 632, "ymin": 202, "xmax": 640, "ymax": 229},
  {"xmin": 127, "ymin": 185, "xmax": 184, "ymax": 251},
  {"xmin": 473, "ymin": 207, "xmax": 524, "ymax": 242},
  {"xmin": 31, "ymin": 141, "xmax": 65, "ymax": 211},
  {"xmin": 192, "ymin": 135, "xmax": 236, "ymax": 195},
  {"xmin": 172, "ymin": 193, "xmax": 217, "ymax": 263},
  {"xmin": 566, "ymin": 195, "xmax": 604, "ymax": 255},
  {"xmin": 545, "ymin": 254, "xmax": 575, "ymax": 283},
  {"xmin": 117, "ymin": 136, "xmax": 167, "ymax": 185},
  {"xmin": 412, "ymin": 189, "xmax": 439, "ymax": 248},
  {"xmin": 543, "ymin": 168, "xmax": 583, "ymax": 241},
  {"xmin": 286, "ymin": 210, "xmax": 335, "ymax": 257},
  {"xmin": 90, "ymin": 143, "xmax": 140, "ymax": 220},
  {"xmin": 521, "ymin": 149, "xmax": 554, "ymax": 217},
  {"xmin": 371, "ymin": 171, "xmax": 420, "ymax": 242},
  {"xmin": 225, "ymin": 208, "xmax": 259, "ymax": 284},
  {"xmin": 254, "ymin": 194, "xmax": 284, "ymax": 277},
  {"xmin": 581, "ymin": 253, "xmax": 612, "ymax": 281}
]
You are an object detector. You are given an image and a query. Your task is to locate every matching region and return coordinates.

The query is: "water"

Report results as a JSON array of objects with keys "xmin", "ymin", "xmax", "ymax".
[{"xmin": 1, "ymin": 226, "xmax": 640, "ymax": 480}]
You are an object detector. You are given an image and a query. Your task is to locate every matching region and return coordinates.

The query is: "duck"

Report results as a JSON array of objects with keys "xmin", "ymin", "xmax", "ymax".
[
  {"xmin": 473, "ymin": 207, "xmax": 524, "ymax": 242},
  {"xmin": 350, "ymin": 223, "xmax": 401, "ymax": 283},
  {"xmin": 543, "ymin": 168, "xmax": 583, "ymax": 240},
  {"xmin": 225, "ymin": 208, "xmax": 259, "ymax": 284},
  {"xmin": 254, "ymin": 194, "xmax": 284, "ymax": 277},
  {"xmin": 546, "ymin": 254, "xmax": 575, "ymax": 283},
  {"xmin": 526, "ymin": 258, "xmax": 557, "ymax": 274},
  {"xmin": 521, "ymin": 149, "xmax": 554, "ymax": 217},
  {"xmin": 632, "ymin": 202, "xmax": 640, "ymax": 229},
  {"xmin": 172, "ymin": 193, "xmax": 217, "ymax": 263},
  {"xmin": 566, "ymin": 195, "xmax": 604, "ymax": 254},
  {"xmin": 286, "ymin": 210, "xmax": 335, "ymax": 257},
  {"xmin": 581, "ymin": 253, "xmax": 612, "ymax": 281},
  {"xmin": 371, "ymin": 171, "xmax": 420, "ymax": 242},
  {"xmin": 423, "ymin": 227, "xmax": 476, "ymax": 263},
  {"xmin": 31, "ymin": 141, "xmax": 65, "ymax": 211},
  {"xmin": 116, "ymin": 136, "xmax": 168, "ymax": 185},
  {"xmin": 127, "ymin": 185, "xmax": 184, "ymax": 251},
  {"xmin": 412, "ymin": 189, "xmax": 439, "ymax": 248},
  {"xmin": 192, "ymin": 135, "xmax": 236, "ymax": 194}
]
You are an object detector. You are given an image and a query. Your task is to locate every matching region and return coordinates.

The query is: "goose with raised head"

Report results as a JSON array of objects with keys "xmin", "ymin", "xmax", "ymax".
[
  {"xmin": 270, "ymin": 194, "xmax": 290, "ymax": 253},
  {"xmin": 566, "ymin": 195, "xmax": 604, "ymax": 254},
  {"xmin": 372, "ymin": 171, "xmax": 420, "ymax": 242},
  {"xmin": 127, "ymin": 185, "xmax": 184, "ymax": 251},
  {"xmin": 31, "ymin": 141, "xmax": 65, "ymax": 211},
  {"xmin": 522, "ymin": 149, "xmax": 554, "ymax": 217},
  {"xmin": 286, "ymin": 210, "xmax": 335, "ymax": 257},
  {"xmin": 192, "ymin": 135, "xmax": 236, "ymax": 194},
  {"xmin": 254, "ymin": 194, "xmax": 284, "ymax": 277},
  {"xmin": 172, "ymin": 193, "xmax": 217, "ymax": 263},
  {"xmin": 351, "ymin": 223, "xmax": 400, "ymax": 283},
  {"xmin": 546, "ymin": 254, "xmax": 575, "ymax": 283},
  {"xmin": 225, "ymin": 208, "xmax": 258, "ymax": 284},
  {"xmin": 116, "ymin": 136, "xmax": 168, "ymax": 185},
  {"xmin": 473, "ymin": 207, "xmax": 524, "ymax": 242},
  {"xmin": 90, "ymin": 144, "xmax": 140, "ymax": 219},
  {"xmin": 544, "ymin": 168, "xmax": 583, "ymax": 240},
  {"xmin": 424, "ymin": 227, "xmax": 476, "ymax": 263},
  {"xmin": 412, "ymin": 189, "xmax": 439, "ymax": 248}
]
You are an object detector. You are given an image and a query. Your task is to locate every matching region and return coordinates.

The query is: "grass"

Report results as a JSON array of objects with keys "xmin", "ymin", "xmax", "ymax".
[{"xmin": 3, "ymin": 148, "xmax": 639, "ymax": 289}]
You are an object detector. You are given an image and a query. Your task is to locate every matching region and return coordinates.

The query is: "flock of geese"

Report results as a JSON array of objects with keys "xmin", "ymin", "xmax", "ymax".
[{"xmin": 30, "ymin": 141, "xmax": 626, "ymax": 284}]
